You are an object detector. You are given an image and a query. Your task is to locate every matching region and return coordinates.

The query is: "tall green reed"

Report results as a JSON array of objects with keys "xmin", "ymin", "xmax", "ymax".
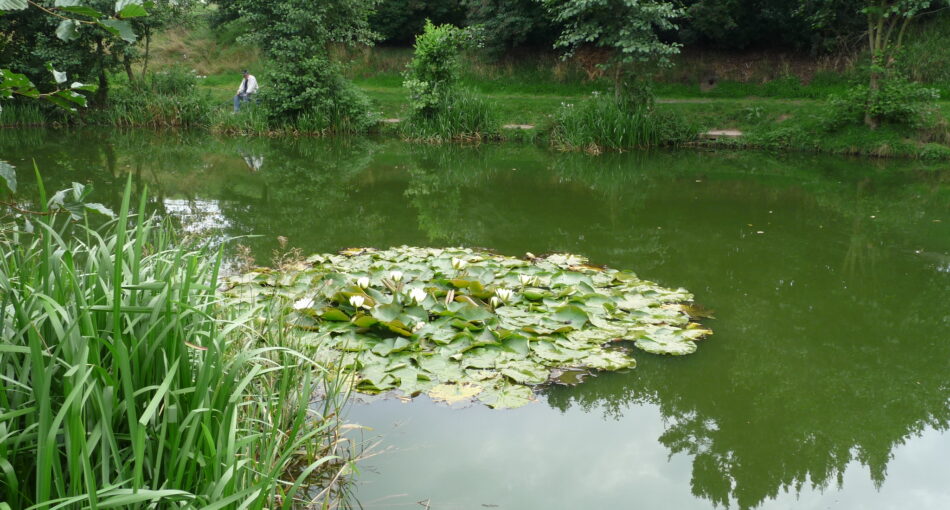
[
  {"xmin": 400, "ymin": 90, "xmax": 501, "ymax": 143},
  {"xmin": 549, "ymin": 95, "xmax": 696, "ymax": 152},
  {"xmin": 0, "ymin": 175, "xmax": 353, "ymax": 509}
]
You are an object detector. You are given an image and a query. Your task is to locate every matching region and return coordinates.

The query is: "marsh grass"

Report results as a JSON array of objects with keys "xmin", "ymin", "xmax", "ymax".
[
  {"xmin": 0, "ymin": 103, "xmax": 47, "ymax": 127},
  {"xmin": 0, "ymin": 176, "xmax": 355, "ymax": 509},
  {"xmin": 550, "ymin": 96, "xmax": 697, "ymax": 152},
  {"xmin": 400, "ymin": 90, "xmax": 501, "ymax": 143}
]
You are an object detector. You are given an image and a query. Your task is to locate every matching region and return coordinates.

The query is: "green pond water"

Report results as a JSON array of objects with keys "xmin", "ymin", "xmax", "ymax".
[{"xmin": 3, "ymin": 129, "xmax": 949, "ymax": 509}]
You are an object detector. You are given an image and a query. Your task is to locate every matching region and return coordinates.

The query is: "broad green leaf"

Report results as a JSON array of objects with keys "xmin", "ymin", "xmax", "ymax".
[
  {"xmin": 98, "ymin": 18, "xmax": 136, "ymax": 42},
  {"xmin": 84, "ymin": 202, "xmax": 115, "ymax": 217},
  {"xmin": 321, "ymin": 307, "xmax": 349, "ymax": 321},
  {"xmin": 0, "ymin": 0, "xmax": 26, "ymax": 10},
  {"xmin": 478, "ymin": 383, "xmax": 534, "ymax": 409},
  {"xmin": 60, "ymin": 5, "xmax": 103, "ymax": 18},
  {"xmin": 117, "ymin": 1, "xmax": 147, "ymax": 18},
  {"xmin": 55, "ymin": 20, "xmax": 79, "ymax": 42},
  {"xmin": 371, "ymin": 303, "xmax": 402, "ymax": 322},
  {"xmin": 0, "ymin": 161, "xmax": 15, "ymax": 193},
  {"xmin": 552, "ymin": 305, "xmax": 589, "ymax": 329}
]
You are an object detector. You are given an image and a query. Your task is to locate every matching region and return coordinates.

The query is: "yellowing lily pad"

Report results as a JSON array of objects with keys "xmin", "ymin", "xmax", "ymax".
[{"xmin": 428, "ymin": 383, "xmax": 482, "ymax": 404}]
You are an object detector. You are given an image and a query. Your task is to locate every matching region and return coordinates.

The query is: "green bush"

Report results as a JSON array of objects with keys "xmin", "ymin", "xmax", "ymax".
[
  {"xmin": 549, "ymin": 94, "xmax": 696, "ymax": 151},
  {"xmin": 403, "ymin": 20, "xmax": 476, "ymax": 116},
  {"xmin": 827, "ymin": 73, "xmax": 940, "ymax": 128}
]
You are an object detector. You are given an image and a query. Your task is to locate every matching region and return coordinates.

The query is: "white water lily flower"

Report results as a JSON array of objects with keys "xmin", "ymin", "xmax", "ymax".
[
  {"xmin": 412, "ymin": 321, "xmax": 427, "ymax": 333},
  {"xmin": 356, "ymin": 276, "xmax": 370, "ymax": 289},
  {"xmin": 495, "ymin": 288, "xmax": 513, "ymax": 303},
  {"xmin": 408, "ymin": 288, "xmax": 428, "ymax": 305},
  {"xmin": 349, "ymin": 295, "xmax": 365, "ymax": 309},
  {"xmin": 293, "ymin": 297, "xmax": 314, "ymax": 310},
  {"xmin": 489, "ymin": 296, "xmax": 502, "ymax": 308},
  {"xmin": 390, "ymin": 270, "xmax": 404, "ymax": 282},
  {"xmin": 518, "ymin": 274, "xmax": 536, "ymax": 286},
  {"xmin": 451, "ymin": 257, "xmax": 467, "ymax": 270}
]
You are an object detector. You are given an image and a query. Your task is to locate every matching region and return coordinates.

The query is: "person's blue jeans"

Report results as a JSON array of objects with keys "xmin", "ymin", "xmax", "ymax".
[{"xmin": 233, "ymin": 93, "xmax": 255, "ymax": 112}]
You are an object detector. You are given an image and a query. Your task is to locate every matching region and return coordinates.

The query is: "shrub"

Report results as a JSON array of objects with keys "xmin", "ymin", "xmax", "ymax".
[
  {"xmin": 549, "ymin": 93, "xmax": 696, "ymax": 151},
  {"xmin": 261, "ymin": 57, "xmax": 378, "ymax": 133},
  {"xmin": 827, "ymin": 73, "xmax": 939, "ymax": 128},
  {"xmin": 403, "ymin": 20, "xmax": 475, "ymax": 116}
]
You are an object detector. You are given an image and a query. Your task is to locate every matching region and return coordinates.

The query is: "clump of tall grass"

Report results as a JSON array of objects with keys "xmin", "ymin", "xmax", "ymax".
[
  {"xmin": 104, "ymin": 67, "xmax": 215, "ymax": 128},
  {"xmin": 0, "ymin": 177, "xmax": 354, "ymax": 508},
  {"xmin": 401, "ymin": 90, "xmax": 501, "ymax": 143},
  {"xmin": 0, "ymin": 102, "xmax": 47, "ymax": 127},
  {"xmin": 549, "ymin": 94, "xmax": 696, "ymax": 152}
]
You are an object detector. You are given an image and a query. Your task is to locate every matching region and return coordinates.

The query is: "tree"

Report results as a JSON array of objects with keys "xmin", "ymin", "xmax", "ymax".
[
  {"xmin": 233, "ymin": 0, "xmax": 379, "ymax": 129},
  {"xmin": 462, "ymin": 0, "xmax": 558, "ymax": 55},
  {"xmin": 0, "ymin": 0, "xmax": 149, "ymax": 111},
  {"xmin": 858, "ymin": 0, "xmax": 947, "ymax": 126},
  {"xmin": 369, "ymin": 0, "xmax": 466, "ymax": 45},
  {"xmin": 540, "ymin": 0, "xmax": 683, "ymax": 105}
]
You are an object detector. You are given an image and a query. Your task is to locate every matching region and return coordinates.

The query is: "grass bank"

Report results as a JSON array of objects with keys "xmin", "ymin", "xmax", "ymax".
[
  {"xmin": 5, "ymin": 15, "xmax": 950, "ymax": 158},
  {"xmin": 0, "ymin": 178, "xmax": 356, "ymax": 508}
]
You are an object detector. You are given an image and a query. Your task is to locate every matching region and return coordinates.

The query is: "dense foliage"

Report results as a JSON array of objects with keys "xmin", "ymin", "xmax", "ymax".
[
  {"xmin": 0, "ymin": 180, "xmax": 352, "ymax": 508},
  {"xmin": 403, "ymin": 20, "xmax": 472, "ymax": 115},
  {"xmin": 402, "ymin": 20, "xmax": 499, "ymax": 141},
  {"xmin": 232, "ymin": 0, "xmax": 378, "ymax": 130},
  {"xmin": 541, "ymin": 0, "xmax": 682, "ymax": 103}
]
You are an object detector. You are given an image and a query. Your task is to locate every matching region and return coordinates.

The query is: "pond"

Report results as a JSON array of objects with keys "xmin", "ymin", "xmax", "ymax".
[{"xmin": 3, "ymin": 129, "xmax": 949, "ymax": 509}]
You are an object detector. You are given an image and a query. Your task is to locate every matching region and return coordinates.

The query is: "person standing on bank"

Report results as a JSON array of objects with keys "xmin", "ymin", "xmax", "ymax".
[{"xmin": 233, "ymin": 70, "xmax": 258, "ymax": 112}]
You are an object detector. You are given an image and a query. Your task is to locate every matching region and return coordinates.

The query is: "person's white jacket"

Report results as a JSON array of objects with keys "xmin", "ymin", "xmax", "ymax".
[{"xmin": 236, "ymin": 74, "xmax": 258, "ymax": 96}]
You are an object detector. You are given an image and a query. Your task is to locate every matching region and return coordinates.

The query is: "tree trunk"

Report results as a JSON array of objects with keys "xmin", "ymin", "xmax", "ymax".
[
  {"xmin": 142, "ymin": 29, "xmax": 152, "ymax": 79},
  {"xmin": 864, "ymin": 68, "xmax": 880, "ymax": 129},
  {"xmin": 94, "ymin": 37, "xmax": 109, "ymax": 106},
  {"xmin": 123, "ymin": 53, "xmax": 135, "ymax": 84}
]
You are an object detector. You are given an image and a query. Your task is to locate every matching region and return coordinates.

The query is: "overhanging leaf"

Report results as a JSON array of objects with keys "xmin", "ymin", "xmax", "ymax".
[
  {"xmin": 0, "ymin": 161, "xmax": 15, "ymax": 193},
  {"xmin": 98, "ymin": 18, "xmax": 136, "ymax": 42},
  {"xmin": 0, "ymin": 0, "xmax": 26, "ymax": 10}
]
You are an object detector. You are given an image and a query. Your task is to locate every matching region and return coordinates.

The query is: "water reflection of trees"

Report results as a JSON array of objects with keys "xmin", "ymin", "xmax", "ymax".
[
  {"xmin": 538, "ymin": 202, "xmax": 949, "ymax": 509},
  {"xmin": 402, "ymin": 144, "xmax": 668, "ymax": 265}
]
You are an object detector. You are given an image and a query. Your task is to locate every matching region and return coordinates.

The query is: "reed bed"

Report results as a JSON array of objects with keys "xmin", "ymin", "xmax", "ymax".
[
  {"xmin": 0, "ymin": 177, "xmax": 354, "ymax": 509},
  {"xmin": 400, "ymin": 90, "xmax": 501, "ymax": 143},
  {"xmin": 549, "ymin": 95, "xmax": 697, "ymax": 152}
]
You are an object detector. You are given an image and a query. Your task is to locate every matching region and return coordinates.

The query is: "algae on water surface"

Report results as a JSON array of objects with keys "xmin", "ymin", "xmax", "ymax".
[{"xmin": 223, "ymin": 247, "xmax": 712, "ymax": 409}]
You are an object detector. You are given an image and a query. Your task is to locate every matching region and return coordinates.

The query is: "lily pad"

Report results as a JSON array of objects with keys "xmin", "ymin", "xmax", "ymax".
[
  {"xmin": 478, "ymin": 383, "xmax": 535, "ymax": 409},
  {"xmin": 428, "ymin": 383, "xmax": 482, "ymax": 404},
  {"xmin": 224, "ymin": 246, "xmax": 711, "ymax": 409}
]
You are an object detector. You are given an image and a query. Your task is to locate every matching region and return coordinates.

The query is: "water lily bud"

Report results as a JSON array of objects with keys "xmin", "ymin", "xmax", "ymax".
[
  {"xmin": 409, "ymin": 288, "xmax": 427, "ymax": 305},
  {"xmin": 293, "ymin": 297, "xmax": 314, "ymax": 310},
  {"xmin": 390, "ymin": 270, "xmax": 404, "ymax": 282},
  {"xmin": 451, "ymin": 257, "xmax": 467, "ymax": 270},
  {"xmin": 495, "ymin": 288, "xmax": 513, "ymax": 303},
  {"xmin": 356, "ymin": 276, "xmax": 370, "ymax": 289},
  {"xmin": 349, "ymin": 295, "xmax": 365, "ymax": 309},
  {"xmin": 490, "ymin": 296, "xmax": 502, "ymax": 308},
  {"xmin": 412, "ymin": 321, "xmax": 426, "ymax": 333}
]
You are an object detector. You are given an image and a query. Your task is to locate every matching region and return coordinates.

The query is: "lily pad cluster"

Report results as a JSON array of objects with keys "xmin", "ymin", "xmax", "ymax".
[{"xmin": 223, "ymin": 247, "xmax": 711, "ymax": 409}]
